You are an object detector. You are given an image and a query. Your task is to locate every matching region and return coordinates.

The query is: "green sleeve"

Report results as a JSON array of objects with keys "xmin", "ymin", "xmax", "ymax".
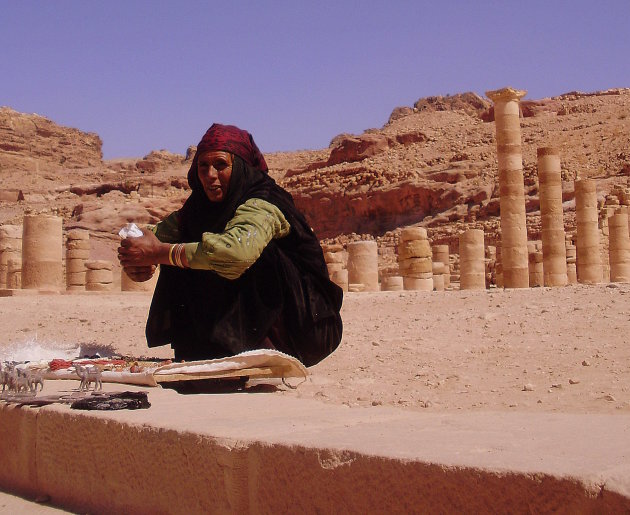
[
  {"xmin": 151, "ymin": 211, "xmax": 181, "ymax": 243},
  {"xmin": 183, "ymin": 198, "xmax": 291, "ymax": 279}
]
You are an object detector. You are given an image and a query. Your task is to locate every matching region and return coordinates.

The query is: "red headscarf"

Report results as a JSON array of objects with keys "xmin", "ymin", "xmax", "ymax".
[{"xmin": 195, "ymin": 123, "xmax": 268, "ymax": 172}]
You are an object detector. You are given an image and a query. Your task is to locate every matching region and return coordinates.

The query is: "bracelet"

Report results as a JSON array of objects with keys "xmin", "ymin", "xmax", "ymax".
[
  {"xmin": 174, "ymin": 243, "xmax": 186, "ymax": 268},
  {"xmin": 168, "ymin": 245, "xmax": 176, "ymax": 266},
  {"xmin": 180, "ymin": 244, "xmax": 187, "ymax": 268},
  {"xmin": 174, "ymin": 244, "xmax": 182, "ymax": 268}
]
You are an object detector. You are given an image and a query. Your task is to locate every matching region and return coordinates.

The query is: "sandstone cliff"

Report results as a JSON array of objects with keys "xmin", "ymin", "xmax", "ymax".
[{"xmin": 0, "ymin": 107, "xmax": 103, "ymax": 172}]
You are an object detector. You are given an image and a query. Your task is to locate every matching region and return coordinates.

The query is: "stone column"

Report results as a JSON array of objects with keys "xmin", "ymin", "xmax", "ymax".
[
  {"xmin": 432, "ymin": 245, "xmax": 450, "ymax": 288},
  {"xmin": 66, "ymin": 229, "xmax": 90, "ymax": 291},
  {"xmin": 21, "ymin": 214, "xmax": 63, "ymax": 290},
  {"xmin": 574, "ymin": 179, "xmax": 603, "ymax": 284},
  {"xmin": 85, "ymin": 260, "xmax": 114, "ymax": 291},
  {"xmin": 537, "ymin": 147, "xmax": 568, "ymax": 286},
  {"xmin": 0, "ymin": 224, "xmax": 22, "ymax": 289},
  {"xmin": 322, "ymin": 243, "xmax": 348, "ymax": 292},
  {"xmin": 398, "ymin": 227, "xmax": 433, "ymax": 291},
  {"xmin": 486, "ymin": 87, "xmax": 529, "ymax": 288},
  {"xmin": 381, "ymin": 276, "xmax": 404, "ymax": 291},
  {"xmin": 431, "ymin": 262, "xmax": 445, "ymax": 291},
  {"xmin": 330, "ymin": 269, "xmax": 348, "ymax": 292},
  {"xmin": 121, "ymin": 268, "xmax": 153, "ymax": 292},
  {"xmin": 608, "ymin": 210, "xmax": 630, "ymax": 282},
  {"xmin": 459, "ymin": 229, "xmax": 485, "ymax": 290},
  {"xmin": 495, "ymin": 246, "xmax": 504, "ymax": 288},
  {"xmin": 347, "ymin": 241, "xmax": 379, "ymax": 292},
  {"xmin": 6, "ymin": 259, "xmax": 22, "ymax": 289},
  {"xmin": 485, "ymin": 245, "xmax": 497, "ymax": 287},
  {"xmin": 565, "ymin": 242, "xmax": 577, "ymax": 284},
  {"xmin": 527, "ymin": 241, "xmax": 544, "ymax": 287}
]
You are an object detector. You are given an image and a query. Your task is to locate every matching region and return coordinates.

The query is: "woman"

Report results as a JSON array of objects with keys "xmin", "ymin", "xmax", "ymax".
[{"xmin": 118, "ymin": 123, "xmax": 343, "ymax": 367}]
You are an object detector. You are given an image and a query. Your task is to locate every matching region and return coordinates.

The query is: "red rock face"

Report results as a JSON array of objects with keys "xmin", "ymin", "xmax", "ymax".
[{"xmin": 290, "ymin": 178, "xmax": 494, "ymax": 239}]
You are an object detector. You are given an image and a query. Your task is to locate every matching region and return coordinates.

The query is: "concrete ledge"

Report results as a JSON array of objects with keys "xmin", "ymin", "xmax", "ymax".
[{"xmin": 1, "ymin": 382, "xmax": 630, "ymax": 513}]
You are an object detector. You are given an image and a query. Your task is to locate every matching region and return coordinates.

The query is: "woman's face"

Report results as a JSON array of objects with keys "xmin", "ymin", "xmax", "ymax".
[{"xmin": 197, "ymin": 150, "xmax": 233, "ymax": 202}]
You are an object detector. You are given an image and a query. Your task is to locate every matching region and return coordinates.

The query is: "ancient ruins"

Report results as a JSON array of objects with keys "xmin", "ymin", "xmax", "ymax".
[
  {"xmin": 537, "ymin": 147, "xmax": 568, "ymax": 287},
  {"xmin": 347, "ymin": 240, "xmax": 378, "ymax": 292},
  {"xmin": 1, "ymin": 88, "xmax": 630, "ymax": 296},
  {"xmin": 574, "ymin": 178, "xmax": 604, "ymax": 284},
  {"xmin": 21, "ymin": 214, "xmax": 63, "ymax": 291},
  {"xmin": 608, "ymin": 210, "xmax": 630, "ymax": 282},
  {"xmin": 66, "ymin": 229, "xmax": 90, "ymax": 291},
  {"xmin": 486, "ymin": 87, "xmax": 529, "ymax": 288},
  {"xmin": 398, "ymin": 227, "xmax": 433, "ymax": 291}
]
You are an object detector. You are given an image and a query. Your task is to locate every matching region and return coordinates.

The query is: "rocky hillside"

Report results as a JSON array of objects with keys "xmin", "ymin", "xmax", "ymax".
[
  {"xmin": 281, "ymin": 89, "xmax": 630, "ymax": 243},
  {"xmin": 1, "ymin": 88, "xmax": 629, "ymax": 270},
  {"xmin": 0, "ymin": 107, "xmax": 102, "ymax": 171}
]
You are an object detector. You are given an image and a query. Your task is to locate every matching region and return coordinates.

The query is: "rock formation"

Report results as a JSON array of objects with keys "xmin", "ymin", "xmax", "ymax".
[{"xmin": 0, "ymin": 107, "xmax": 102, "ymax": 172}]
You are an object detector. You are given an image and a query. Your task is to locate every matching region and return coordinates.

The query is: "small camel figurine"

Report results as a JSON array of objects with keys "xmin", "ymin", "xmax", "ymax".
[
  {"xmin": 1, "ymin": 364, "xmax": 43, "ymax": 394},
  {"xmin": 74, "ymin": 364, "xmax": 103, "ymax": 391},
  {"xmin": 12, "ymin": 368, "xmax": 30, "ymax": 393},
  {"xmin": 0, "ymin": 363, "xmax": 9, "ymax": 392},
  {"xmin": 27, "ymin": 370, "xmax": 44, "ymax": 392}
]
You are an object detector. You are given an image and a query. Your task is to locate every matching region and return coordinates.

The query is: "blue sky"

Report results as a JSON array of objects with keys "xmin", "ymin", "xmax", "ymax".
[{"xmin": 1, "ymin": 1, "xmax": 628, "ymax": 159}]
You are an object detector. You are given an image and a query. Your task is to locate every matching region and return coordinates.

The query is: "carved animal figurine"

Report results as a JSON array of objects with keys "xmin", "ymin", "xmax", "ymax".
[
  {"xmin": 13, "ymin": 368, "xmax": 30, "ymax": 393},
  {"xmin": 0, "ymin": 363, "xmax": 8, "ymax": 392},
  {"xmin": 3, "ymin": 365, "xmax": 19, "ymax": 393},
  {"xmin": 74, "ymin": 364, "xmax": 103, "ymax": 391},
  {"xmin": 27, "ymin": 370, "xmax": 44, "ymax": 392}
]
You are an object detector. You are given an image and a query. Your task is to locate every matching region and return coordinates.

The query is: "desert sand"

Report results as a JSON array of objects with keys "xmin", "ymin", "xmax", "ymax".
[{"xmin": 1, "ymin": 282, "xmax": 628, "ymax": 415}]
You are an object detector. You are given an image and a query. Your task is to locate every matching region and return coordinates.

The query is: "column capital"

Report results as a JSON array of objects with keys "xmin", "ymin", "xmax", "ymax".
[{"xmin": 486, "ymin": 87, "xmax": 527, "ymax": 103}]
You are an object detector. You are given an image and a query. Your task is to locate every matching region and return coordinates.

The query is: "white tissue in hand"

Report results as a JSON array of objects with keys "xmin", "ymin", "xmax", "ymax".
[{"xmin": 119, "ymin": 223, "xmax": 143, "ymax": 238}]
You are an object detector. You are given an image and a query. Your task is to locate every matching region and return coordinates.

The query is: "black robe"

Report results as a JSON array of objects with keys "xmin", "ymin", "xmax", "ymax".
[{"xmin": 145, "ymin": 156, "xmax": 343, "ymax": 367}]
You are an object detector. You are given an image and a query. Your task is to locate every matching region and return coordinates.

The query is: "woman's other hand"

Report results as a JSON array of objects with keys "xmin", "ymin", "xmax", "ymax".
[
  {"xmin": 118, "ymin": 228, "xmax": 167, "ymax": 267},
  {"xmin": 123, "ymin": 265, "xmax": 157, "ymax": 282}
]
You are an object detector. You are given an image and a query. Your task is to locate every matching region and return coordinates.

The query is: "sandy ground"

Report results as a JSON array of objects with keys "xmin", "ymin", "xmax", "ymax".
[{"xmin": 1, "ymin": 283, "xmax": 629, "ymax": 415}]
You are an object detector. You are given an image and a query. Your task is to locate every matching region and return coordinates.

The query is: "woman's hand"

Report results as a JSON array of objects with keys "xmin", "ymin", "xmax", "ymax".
[
  {"xmin": 118, "ymin": 228, "xmax": 168, "ymax": 267},
  {"xmin": 123, "ymin": 265, "xmax": 157, "ymax": 282}
]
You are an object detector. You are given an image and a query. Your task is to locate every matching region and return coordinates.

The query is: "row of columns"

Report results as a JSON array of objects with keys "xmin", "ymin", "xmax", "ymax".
[
  {"xmin": 328, "ymin": 86, "xmax": 625, "ymax": 292},
  {"xmin": 486, "ymin": 86, "xmax": 629, "ymax": 288},
  {"xmin": 0, "ymin": 214, "xmax": 156, "ymax": 293}
]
